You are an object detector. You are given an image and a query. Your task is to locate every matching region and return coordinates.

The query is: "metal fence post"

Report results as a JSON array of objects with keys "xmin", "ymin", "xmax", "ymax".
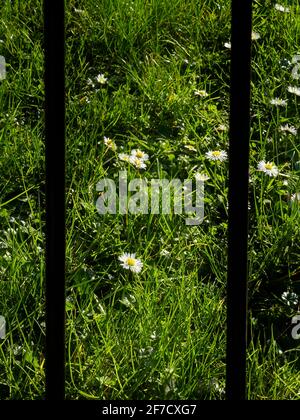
[
  {"xmin": 226, "ymin": 0, "xmax": 252, "ymax": 400},
  {"xmin": 44, "ymin": 0, "xmax": 66, "ymax": 400}
]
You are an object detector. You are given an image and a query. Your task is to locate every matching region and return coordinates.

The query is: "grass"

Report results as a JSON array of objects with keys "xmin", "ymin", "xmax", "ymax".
[{"xmin": 0, "ymin": 0, "xmax": 300, "ymax": 400}]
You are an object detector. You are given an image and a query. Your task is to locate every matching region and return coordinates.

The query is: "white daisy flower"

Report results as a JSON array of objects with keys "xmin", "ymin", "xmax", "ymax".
[
  {"xmin": 87, "ymin": 78, "xmax": 95, "ymax": 88},
  {"xmin": 130, "ymin": 149, "xmax": 149, "ymax": 161},
  {"xmin": 160, "ymin": 249, "xmax": 170, "ymax": 257},
  {"xmin": 216, "ymin": 124, "xmax": 228, "ymax": 132},
  {"xmin": 251, "ymin": 31, "xmax": 261, "ymax": 41},
  {"xmin": 291, "ymin": 55, "xmax": 300, "ymax": 80},
  {"xmin": 95, "ymin": 73, "xmax": 108, "ymax": 84},
  {"xmin": 194, "ymin": 89, "xmax": 208, "ymax": 97},
  {"xmin": 119, "ymin": 296, "xmax": 132, "ymax": 308},
  {"xmin": 184, "ymin": 144, "xmax": 197, "ymax": 152},
  {"xmin": 270, "ymin": 98, "xmax": 288, "ymax": 106},
  {"xmin": 103, "ymin": 136, "xmax": 117, "ymax": 151},
  {"xmin": 224, "ymin": 42, "xmax": 231, "ymax": 49},
  {"xmin": 130, "ymin": 156, "xmax": 147, "ymax": 169},
  {"xmin": 279, "ymin": 124, "xmax": 297, "ymax": 136},
  {"xmin": 118, "ymin": 153, "xmax": 131, "ymax": 162},
  {"xmin": 138, "ymin": 346, "xmax": 154, "ymax": 358},
  {"xmin": 292, "ymin": 67, "xmax": 300, "ymax": 80},
  {"xmin": 205, "ymin": 150, "xmax": 228, "ymax": 162},
  {"xmin": 257, "ymin": 161, "xmax": 279, "ymax": 177},
  {"xmin": 150, "ymin": 331, "xmax": 157, "ymax": 340},
  {"xmin": 195, "ymin": 172, "xmax": 210, "ymax": 181},
  {"xmin": 119, "ymin": 295, "xmax": 136, "ymax": 308},
  {"xmin": 274, "ymin": 4, "xmax": 290, "ymax": 13},
  {"xmin": 290, "ymin": 192, "xmax": 300, "ymax": 203},
  {"xmin": 281, "ymin": 291, "xmax": 298, "ymax": 306},
  {"xmin": 74, "ymin": 8, "xmax": 85, "ymax": 14},
  {"xmin": 118, "ymin": 253, "xmax": 143, "ymax": 273},
  {"xmin": 287, "ymin": 86, "xmax": 300, "ymax": 96}
]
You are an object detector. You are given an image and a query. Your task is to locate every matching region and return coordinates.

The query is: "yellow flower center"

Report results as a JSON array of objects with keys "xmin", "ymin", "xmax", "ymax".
[
  {"xmin": 135, "ymin": 159, "xmax": 143, "ymax": 166},
  {"xmin": 136, "ymin": 150, "xmax": 144, "ymax": 158},
  {"xmin": 265, "ymin": 163, "xmax": 273, "ymax": 170},
  {"xmin": 212, "ymin": 151, "xmax": 221, "ymax": 157},
  {"xmin": 127, "ymin": 258, "xmax": 136, "ymax": 266}
]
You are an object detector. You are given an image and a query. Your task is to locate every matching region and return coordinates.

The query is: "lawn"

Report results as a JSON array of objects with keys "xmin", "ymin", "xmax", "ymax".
[{"xmin": 0, "ymin": 0, "xmax": 300, "ymax": 400}]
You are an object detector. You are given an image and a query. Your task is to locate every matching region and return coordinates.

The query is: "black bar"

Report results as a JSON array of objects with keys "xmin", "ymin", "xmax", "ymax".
[
  {"xmin": 44, "ymin": 1, "xmax": 66, "ymax": 400},
  {"xmin": 226, "ymin": 1, "xmax": 252, "ymax": 400}
]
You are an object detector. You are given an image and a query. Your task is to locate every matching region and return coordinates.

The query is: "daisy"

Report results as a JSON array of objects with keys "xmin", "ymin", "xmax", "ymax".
[
  {"xmin": 291, "ymin": 55, "xmax": 300, "ymax": 80},
  {"xmin": 257, "ymin": 161, "xmax": 279, "ymax": 177},
  {"xmin": 195, "ymin": 172, "xmax": 210, "ymax": 181},
  {"xmin": 103, "ymin": 136, "xmax": 117, "ymax": 151},
  {"xmin": 251, "ymin": 31, "xmax": 261, "ymax": 41},
  {"xmin": 205, "ymin": 150, "xmax": 228, "ymax": 162},
  {"xmin": 281, "ymin": 291, "xmax": 298, "ymax": 306},
  {"xmin": 130, "ymin": 156, "xmax": 147, "ymax": 169},
  {"xmin": 279, "ymin": 124, "xmax": 297, "ymax": 136},
  {"xmin": 290, "ymin": 192, "xmax": 300, "ymax": 203},
  {"xmin": 215, "ymin": 124, "xmax": 228, "ymax": 132},
  {"xmin": 291, "ymin": 66, "xmax": 300, "ymax": 80},
  {"xmin": 74, "ymin": 8, "xmax": 85, "ymax": 14},
  {"xmin": 270, "ymin": 98, "xmax": 288, "ymax": 106},
  {"xmin": 87, "ymin": 78, "xmax": 95, "ymax": 88},
  {"xmin": 119, "ymin": 295, "xmax": 136, "ymax": 308},
  {"xmin": 150, "ymin": 331, "xmax": 157, "ymax": 340},
  {"xmin": 184, "ymin": 144, "xmax": 197, "ymax": 152},
  {"xmin": 292, "ymin": 55, "xmax": 300, "ymax": 64},
  {"xmin": 194, "ymin": 89, "xmax": 208, "ymax": 97},
  {"xmin": 118, "ymin": 153, "xmax": 131, "ymax": 162},
  {"xmin": 130, "ymin": 149, "xmax": 149, "ymax": 161},
  {"xmin": 287, "ymin": 86, "xmax": 300, "ymax": 96},
  {"xmin": 160, "ymin": 249, "xmax": 170, "ymax": 257},
  {"xmin": 95, "ymin": 73, "xmax": 107, "ymax": 84},
  {"xmin": 118, "ymin": 253, "xmax": 143, "ymax": 273},
  {"xmin": 274, "ymin": 4, "xmax": 290, "ymax": 13}
]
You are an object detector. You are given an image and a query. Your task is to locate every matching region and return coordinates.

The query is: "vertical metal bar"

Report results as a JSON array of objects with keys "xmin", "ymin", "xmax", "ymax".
[
  {"xmin": 44, "ymin": 0, "xmax": 66, "ymax": 400},
  {"xmin": 226, "ymin": 1, "xmax": 252, "ymax": 400}
]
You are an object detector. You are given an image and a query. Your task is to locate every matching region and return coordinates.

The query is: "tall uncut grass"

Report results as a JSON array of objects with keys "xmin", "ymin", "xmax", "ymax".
[{"xmin": 0, "ymin": 0, "xmax": 299, "ymax": 399}]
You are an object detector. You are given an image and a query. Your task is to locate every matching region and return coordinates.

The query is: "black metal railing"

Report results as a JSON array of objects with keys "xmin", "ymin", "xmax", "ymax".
[
  {"xmin": 226, "ymin": 0, "xmax": 252, "ymax": 401},
  {"xmin": 44, "ymin": 1, "xmax": 252, "ymax": 401},
  {"xmin": 44, "ymin": 0, "xmax": 66, "ymax": 401}
]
